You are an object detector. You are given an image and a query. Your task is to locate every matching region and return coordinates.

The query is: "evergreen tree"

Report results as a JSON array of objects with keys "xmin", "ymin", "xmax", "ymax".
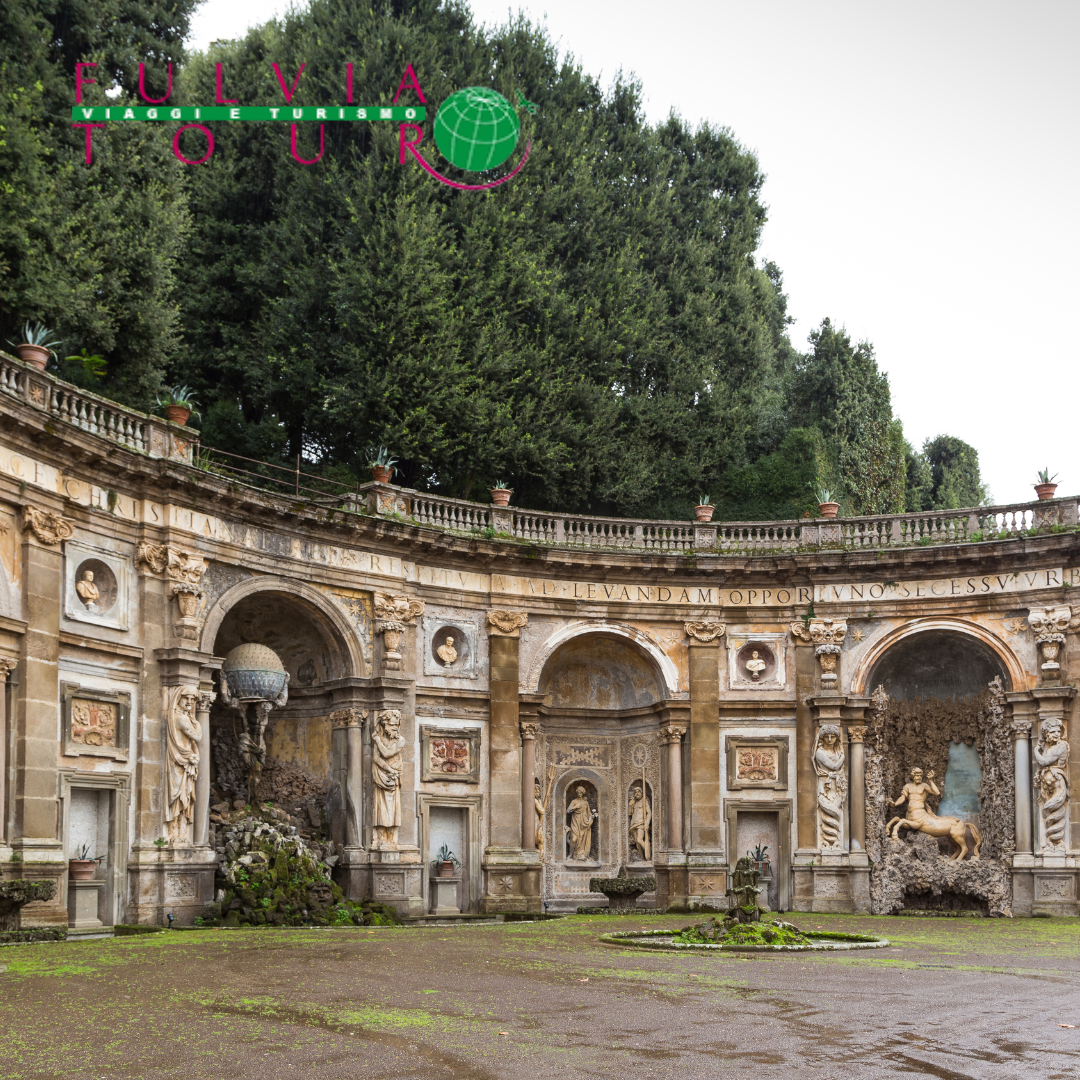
[{"xmin": 922, "ymin": 435, "xmax": 989, "ymax": 509}]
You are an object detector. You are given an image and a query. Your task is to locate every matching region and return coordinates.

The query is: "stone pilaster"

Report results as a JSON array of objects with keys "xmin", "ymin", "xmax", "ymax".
[
  {"xmin": 0, "ymin": 657, "xmax": 16, "ymax": 845},
  {"xmin": 12, "ymin": 518, "xmax": 65, "ymax": 925},
  {"xmin": 481, "ymin": 611, "xmax": 538, "ymax": 913}
]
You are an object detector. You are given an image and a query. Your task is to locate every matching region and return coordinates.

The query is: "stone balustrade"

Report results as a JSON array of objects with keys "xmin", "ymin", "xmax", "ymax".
[
  {"xmin": 365, "ymin": 482, "xmax": 1078, "ymax": 554},
  {"xmin": 0, "ymin": 350, "xmax": 194, "ymax": 464}
]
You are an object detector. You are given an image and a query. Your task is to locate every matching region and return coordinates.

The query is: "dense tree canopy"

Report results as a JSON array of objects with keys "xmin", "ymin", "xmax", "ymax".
[{"xmin": 0, "ymin": 0, "xmax": 989, "ymax": 519}]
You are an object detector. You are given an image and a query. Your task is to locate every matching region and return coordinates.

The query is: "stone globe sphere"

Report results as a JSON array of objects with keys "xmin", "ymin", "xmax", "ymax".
[{"xmin": 222, "ymin": 643, "xmax": 288, "ymax": 701}]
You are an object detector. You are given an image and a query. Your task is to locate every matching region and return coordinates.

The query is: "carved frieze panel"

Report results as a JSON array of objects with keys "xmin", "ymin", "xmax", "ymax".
[
  {"xmin": 62, "ymin": 682, "xmax": 130, "ymax": 760},
  {"xmin": 551, "ymin": 744, "xmax": 611, "ymax": 769},
  {"xmin": 420, "ymin": 726, "xmax": 481, "ymax": 784},
  {"xmin": 725, "ymin": 736, "xmax": 788, "ymax": 791}
]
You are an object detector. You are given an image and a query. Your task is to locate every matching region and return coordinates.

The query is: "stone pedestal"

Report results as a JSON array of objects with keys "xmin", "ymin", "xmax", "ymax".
[
  {"xmin": 369, "ymin": 848, "xmax": 424, "ymax": 917},
  {"xmin": 68, "ymin": 879, "xmax": 104, "ymax": 929},
  {"xmin": 481, "ymin": 848, "xmax": 541, "ymax": 914},
  {"xmin": 430, "ymin": 876, "xmax": 461, "ymax": 916}
]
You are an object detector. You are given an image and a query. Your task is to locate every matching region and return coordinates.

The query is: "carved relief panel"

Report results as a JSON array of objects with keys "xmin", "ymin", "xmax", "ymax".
[
  {"xmin": 62, "ymin": 682, "xmax": 131, "ymax": 760},
  {"xmin": 419, "ymin": 726, "xmax": 481, "ymax": 784},
  {"xmin": 726, "ymin": 736, "xmax": 789, "ymax": 791}
]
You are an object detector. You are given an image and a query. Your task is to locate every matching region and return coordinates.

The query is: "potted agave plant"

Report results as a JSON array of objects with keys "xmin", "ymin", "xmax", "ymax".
[
  {"xmin": 69, "ymin": 843, "xmax": 104, "ymax": 881},
  {"xmin": 8, "ymin": 321, "xmax": 61, "ymax": 371},
  {"xmin": 368, "ymin": 446, "xmax": 397, "ymax": 484},
  {"xmin": 1034, "ymin": 468, "xmax": 1058, "ymax": 501},
  {"xmin": 694, "ymin": 495, "xmax": 715, "ymax": 523},
  {"xmin": 157, "ymin": 385, "xmax": 200, "ymax": 426},
  {"xmin": 434, "ymin": 844, "xmax": 460, "ymax": 879},
  {"xmin": 814, "ymin": 484, "xmax": 840, "ymax": 519},
  {"xmin": 489, "ymin": 480, "xmax": 513, "ymax": 507}
]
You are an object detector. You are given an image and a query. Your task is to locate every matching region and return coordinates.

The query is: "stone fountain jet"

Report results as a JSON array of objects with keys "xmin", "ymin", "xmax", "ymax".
[{"xmin": 219, "ymin": 643, "xmax": 289, "ymax": 805}]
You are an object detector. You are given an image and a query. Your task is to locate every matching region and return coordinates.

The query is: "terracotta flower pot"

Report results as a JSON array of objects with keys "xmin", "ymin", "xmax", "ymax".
[
  {"xmin": 371, "ymin": 465, "xmax": 392, "ymax": 483},
  {"xmin": 69, "ymin": 859, "xmax": 97, "ymax": 881},
  {"xmin": 818, "ymin": 502, "xmax": 840, "ymax": 518},
  {"xmin": 438, "ymin": 861, "xmax": 456, "ymax": 878},
  {"xmin": 164, "ymin": 405, "xmax": 191, "ymax": 425},
  {"xmin": 15, "ymin": 344, "xmax": 49, "ymax": 371},
  {"xmin": 694, "ymin": 505, "xmax": 715, "ymax": 522},
  {"xmin": 1035, "ymin": 483, "xmax": 1058, "ymax": 501},
  {"xmin": 490, "ymin": 488, "xmax": 512, "ymax": 507}
]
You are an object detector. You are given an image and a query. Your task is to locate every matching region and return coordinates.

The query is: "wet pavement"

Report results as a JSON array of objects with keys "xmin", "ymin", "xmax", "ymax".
[{"xmin": 1, "ymin": 912, "xmax": 1079, "ymax": 1079}]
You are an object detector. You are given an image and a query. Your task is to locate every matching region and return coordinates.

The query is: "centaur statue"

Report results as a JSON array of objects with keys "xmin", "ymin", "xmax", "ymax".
[{"xmin": 885, "ymin": 767, "xmax": 981, "ymax": 860}]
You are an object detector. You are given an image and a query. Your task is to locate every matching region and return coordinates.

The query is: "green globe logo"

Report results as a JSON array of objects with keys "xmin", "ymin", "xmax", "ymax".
[{"xmin": 433, "ymin": 87, "xmax": 521, "ymax": 172}]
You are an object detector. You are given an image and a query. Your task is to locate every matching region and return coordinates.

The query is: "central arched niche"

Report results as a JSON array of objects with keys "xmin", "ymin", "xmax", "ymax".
[
  {"xmin": 866, "ymin": 630, "xmax": 1008, "ymax": 701},
  {"xmin": 209, "ymin": 589, "xmax": 355, "ymax": 815},
  {"xmin": 538, "ymin": 633, "xmax": 663, "ymax": 710}
]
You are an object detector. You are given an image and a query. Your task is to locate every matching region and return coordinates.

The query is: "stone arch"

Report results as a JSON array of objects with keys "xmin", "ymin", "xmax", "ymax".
[
  {"xmin": 200, "ymin": 576, "xmax": 365, "ymax": 680},
  {"xmin": 851, "ymin": 617, "xmax": 1023, "ymax": 699},
  {"xmin": 527, "ymin": 621, "xmax": 681, "ymax": 700}
]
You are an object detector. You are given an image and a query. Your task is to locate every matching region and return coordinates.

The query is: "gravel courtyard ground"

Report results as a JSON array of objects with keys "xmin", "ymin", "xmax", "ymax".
[{"xmin": 1, "ymin": 913, "xmax": 1078, "ymax": 1079}]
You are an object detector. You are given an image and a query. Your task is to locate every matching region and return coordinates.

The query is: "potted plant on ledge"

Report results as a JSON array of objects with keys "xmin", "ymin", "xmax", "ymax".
[
  {"xmin": 814, "ymin": 485, "xmax": 840, "ymax": 519},
  {"xmin": 8, "ymin": 321, "xmax": 61, "ymax": 371},
  {"xmin": 69, "ymin": 843, "xmax": 104, "ymax": 880},
  {"xmin": 434, "ymin": 845, "xmax": 460, "ymax": 878},
  {"xmin": 368, "ymin": 446, "xmax": 397, "ymax": 484},
  {"xmin": 489, "ymin": 481, "xmax": 513, "ymax": 507},
  {"xmin": 1035, "ymin": 468, "xmax": 1058, "ymax": 501},
  {"xmin": 694, "ymin": 495, "xmax": 715, "ymax": 523},
  {"xmin": 157, "ymin": 385, "xmax": 200, "ymax": 426}
]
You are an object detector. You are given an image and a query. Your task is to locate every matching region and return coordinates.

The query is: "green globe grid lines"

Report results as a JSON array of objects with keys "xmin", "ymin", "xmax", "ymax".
[{"xmin": 433, "ymin": 87, "xmax": 521, "ymax": 172}]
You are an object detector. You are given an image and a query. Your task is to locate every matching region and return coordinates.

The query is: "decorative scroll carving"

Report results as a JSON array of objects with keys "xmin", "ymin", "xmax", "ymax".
[
  {"xmin": 1034, "ymin": 717, "xmax": 1070, "ymax": 849},
  {"xmin": 135, "ymin": 543, "xmax": 168, "ymax": 574},
  {"xmin": 789, "ymin": 618, "xmax": 847, "ymax": 645},
  {"xmin": 812, "ymin": 724, "xmax": 846, "ymax": 850},
  {"xmin": 487, "ymin": 610, "xmax": 529, "ymax": 636},
  {"xmin": 330, "ymin": 707, "xmax": 367, "ymax": 729},
  {"xmin": 20, "ymin": 505, "xmax": 73, "ymax": 545},
  {"xmin": 371, "ymin": 710, "xmax": 405, "ymax": 849},
  {"xmin": 684, "ymin": 620, "xmax": 725, "ymax": 643},
  {"xmin": 816, "ymin": 643, "xmax": 841, "ymax": 686},
  {"xmin": 374, "ymin": 593, "xmax": 425, "ymax": 623},
  {"xmin": 164, "ymin": 685, "xmax": 201, "ymax": 844},
  {"xmin": 165, "ymin": 549, "xmax": 209, "ymax": 585}
]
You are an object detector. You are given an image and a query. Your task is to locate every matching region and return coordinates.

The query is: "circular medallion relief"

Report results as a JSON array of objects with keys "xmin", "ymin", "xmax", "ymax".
[
  {"xmin": 73, "ymin": 559, "xmax": 118, "ymax": 615},
  {"xmin": 736, "ymin": 642, "xmax": 776, "ymax": 683},
  {"xmin": 432, "ymin": 625, "xmax": 469, "ymax": 668}
]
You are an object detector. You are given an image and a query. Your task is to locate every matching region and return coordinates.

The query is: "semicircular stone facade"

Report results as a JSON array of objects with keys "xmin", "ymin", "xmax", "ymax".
[{"xmin": 1, "ymin": 353, "xmax": 1078, "ymax": 925}]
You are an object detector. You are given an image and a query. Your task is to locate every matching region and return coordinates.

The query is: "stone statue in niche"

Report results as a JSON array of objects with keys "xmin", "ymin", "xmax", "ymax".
[
  {"xmin": 744, "ymin": 650, "xmax": 767, "ymax": 681},
  {"xmin": 371, "ymin": 710, "xmax": 406, "ymax": 849},
  {"xmin": 812, "ymin": 724, "xmax": 846, "ymax": 851},
  {"xmin": 75, "ymin": 569, "xmax": 100, "ymax": 612},
  {"xmin": 1034, "ymin": 718, "xmax": 1070, "ymax": 848},
  {"xmin": 886, "ymin": 767, "xmax": 982, "ymax": 859},
  {"xmin": 566, "ymin": 785, "xmax": 596, "ymax": 861},
  {"xmin": 436, "ymin": 635, "xmax": 458, "ymax": 666},
  {"xmin": 163, "ymin": 685, "xmax": 201, "ymax": 844},
  {"xmin": 628, "ymin": 785, "xmax": 652, "ymax": 861}
]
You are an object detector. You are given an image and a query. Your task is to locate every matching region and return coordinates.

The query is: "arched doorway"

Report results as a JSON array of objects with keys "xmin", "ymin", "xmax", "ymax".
[{"xmin": 531, "ymin": 631, "xmax": 673, "ymax": 911}]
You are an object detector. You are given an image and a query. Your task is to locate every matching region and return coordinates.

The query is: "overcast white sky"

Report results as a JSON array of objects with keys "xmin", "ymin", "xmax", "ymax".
[{"xmin": 188, "ymin": 0, "xmax": 1080, "ymax": 505}]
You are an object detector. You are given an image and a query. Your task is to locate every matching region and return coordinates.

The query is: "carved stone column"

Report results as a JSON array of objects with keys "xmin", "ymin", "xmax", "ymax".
[
  {"xmin": 520, "ymin": 722, "xmax": 539, "ymax": 851},
  {"xmin": 193, "ymin": 690, "xmax": 215, "ymax": 848},
  {"xmin": 0, "ymin": 658, "xmax": 15, "ymax": 844},
  {"xmin": 331, "ymin": 708, "xmax": 366, "ymax": 849},
  {"xmin": 660, "ymin": 723, "xmax": 686, "ymax": 851},
  {"xmin": 1012, "ymin": 719, "xmax": 1033, "ymax": 855},
  {"xmin": 847, "ymin": 725, "xmax": 866, "ymax": 852}
]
